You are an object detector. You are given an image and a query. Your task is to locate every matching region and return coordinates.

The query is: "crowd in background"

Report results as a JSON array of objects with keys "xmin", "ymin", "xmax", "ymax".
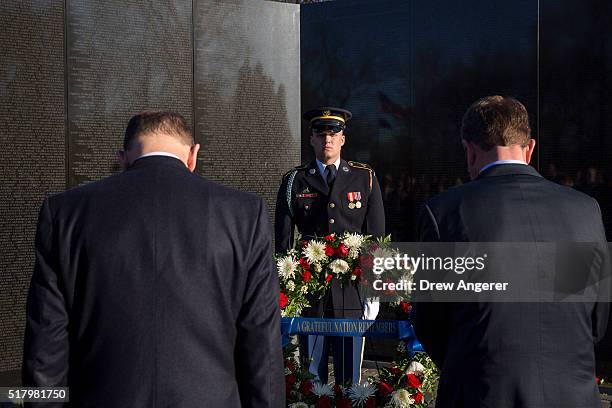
[{"xmin": 381, "ymin": 164, "xmax": 612, "ymax": 241}]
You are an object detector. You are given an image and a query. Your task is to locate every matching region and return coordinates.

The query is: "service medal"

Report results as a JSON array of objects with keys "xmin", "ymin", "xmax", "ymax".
[
  {"xmin": 348, "ymin": 202, "xmax": 355, "ymax": 209},
  {"xmin": 355, "ymin": 201, "xmax": 362, "ymax": 209}
]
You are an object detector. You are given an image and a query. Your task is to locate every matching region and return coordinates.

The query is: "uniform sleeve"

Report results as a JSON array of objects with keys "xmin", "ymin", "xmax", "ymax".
[
  {"xmin": 235, "ymin": 198, "xmax": 285, "ymax": 407},
  {"xmin": 22, "ymin": 198, "xmax": 70, "ymax": 388},
  {"xmin": 274, "ymin": 175, "xmax": 294, "ymax": 253},
  {"xmin": 411, "ymin": 203, "xmax": 449, "ymax": 368},
  {"xmin": 364, "ymin": 172, "xmax": 385, "ymax": 237}
]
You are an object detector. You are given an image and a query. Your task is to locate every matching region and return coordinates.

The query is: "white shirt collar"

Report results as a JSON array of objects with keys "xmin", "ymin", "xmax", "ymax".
[
  {"xmin": 479, "ymin": 159, "xmax": 527, "ymax": 174},
  {"xmin": 316, "ymin": 157, "xmax": 341, "ymax": 175},
  {"xmin": 136, "ymin": 151, "xmax": 181, "ymax": 161}
]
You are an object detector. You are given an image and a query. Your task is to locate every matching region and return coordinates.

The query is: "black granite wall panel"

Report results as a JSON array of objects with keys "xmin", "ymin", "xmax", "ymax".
[{"xmin": 0, "ymin": 0, "xmax": 65, "ymax": 374}]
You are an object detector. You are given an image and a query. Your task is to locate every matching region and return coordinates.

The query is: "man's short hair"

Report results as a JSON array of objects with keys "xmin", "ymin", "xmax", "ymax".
[
  {"xmin": 123, "ymin": 111, "xmax": 193, "ymax": 150},
  {"xmin": 461, "ymin": 96, "xmax": 531, "ymax": 151}
]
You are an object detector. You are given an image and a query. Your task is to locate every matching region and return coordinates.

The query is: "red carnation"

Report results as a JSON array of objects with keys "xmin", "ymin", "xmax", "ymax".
[
  {"xmin": 300, "ymin": 380, "xmax": 313, "ymax": 395},
  {"xmin": 390, "ymin": 366, "xmax": 402, "ymax": 376},
  {"xmin": 369, "ymin": 243, "xmax": 379, "ymax": 252},
  {"xmin": 378, "ymin": 381, "xmax": 393, "ymax": 396},
  {"xmin": 285, "ymin": 360, "xmax": 296, "ymax": 372},
  {"xmin": 316, "ymin": 395, "xmax": 332, "ymax": 408},
  {"xmin": 406, "ymin": 373, "xmax": 422, "ymax": 389},
  {"xmin": 302, "ymin": 271, "xmax": 312, "ymax": 282},
  {"xmin": 325, "ymin": 234, "xmax": 335, "ymax": 242},
  {"xmin": 336, "ymin": 398, "xmax": 352, "ymax": 408},
  {"xmin": 333, "ymin": 384, "xmax": 343, "ymax": 395},
  {"xmin": 360, "ymin": 255, "xmax": 374, "ymax": 268},
  {"xmin": 325, "ymin": 245, "xmax": 335, "ymax": 257},
  {"xmin": 301, "ymin": 240, "xmax": 309, "ymax": 248},
  {"xmin": 325, "ymin": 274, "xmax": 332, "ymax": 282},
  {"xmin": 299, "ymin": 258, "xmax": 310, "ymax": 270},
  {"xmin": 286, "ymin": 374, "xmax": 297, "ymax": 385},
  {"xmin": 285, "ymin": 382, "xmax": 292, "ymax": 395},
  {"xmin": 365, "ymin": 398, "xmax": 376, "ymax": 408},
  {"xmin": 352, "ymin": 267, "xmax": 363, "ymax": 279},
  {"xmin": 279, "ymin": 292, "xmax": 288, "ymax": 309},
  {"xmin": 414, "ymin": 392, "xmax": 424, "ymax": 404},
  {"xmin": 336, "ymin": 243, "xmax": 349, "ymax": 257},
  {"xmin": 400, "ymin": 301, "xmax": 412, "ymax": 315}
]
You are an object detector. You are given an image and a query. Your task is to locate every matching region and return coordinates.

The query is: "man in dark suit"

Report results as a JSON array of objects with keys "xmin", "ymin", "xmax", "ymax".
[
  {"xmin": 275, "ymin": 107, "xmax": 385, "ymax": 384},
  {"xmin": 413, "ymin": 96, "xmax": 609, "ymax": 407},
  {"xmin": 22, "ymin": 111, "xmax": 284, "ymax": 407}
]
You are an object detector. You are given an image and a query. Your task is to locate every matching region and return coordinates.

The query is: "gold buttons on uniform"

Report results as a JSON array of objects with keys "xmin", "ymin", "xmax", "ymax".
[
  {"xmin": 329, "ymin": 218, "xmax": 335, "ymax": 224},
  {"xmin": 329, "ymin": 202, "xmax": 335, "ymax": 208}
]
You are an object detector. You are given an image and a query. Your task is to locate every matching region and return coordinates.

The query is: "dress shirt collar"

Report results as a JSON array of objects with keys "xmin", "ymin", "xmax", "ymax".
[
  {"xmin": 135, "ymin": 151, "xmax": 181, "ymax": 162},
  {"xmin": 316, "ymin": 157, "xmax": 341, "ymax": 175},
  {"xmin": 479, "ymin": 159, "xmax": 527, "ymax": 174}
]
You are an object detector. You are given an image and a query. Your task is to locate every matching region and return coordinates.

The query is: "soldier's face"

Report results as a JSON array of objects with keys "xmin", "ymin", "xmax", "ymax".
[{"xmin": 310, "ymin": 130, "xmax": 345, "ymax": 164}]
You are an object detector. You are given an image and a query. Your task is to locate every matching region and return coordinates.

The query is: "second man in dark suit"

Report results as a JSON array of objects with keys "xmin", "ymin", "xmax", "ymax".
[{"xmin": 413, "ymin": 96, "xmax": 609, "ymax": 408}]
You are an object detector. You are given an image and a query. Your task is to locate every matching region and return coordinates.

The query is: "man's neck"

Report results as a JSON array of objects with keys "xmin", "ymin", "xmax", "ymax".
[{"xmin": 317, "ymin": 156, "xmax": 340, "ymax": 166}]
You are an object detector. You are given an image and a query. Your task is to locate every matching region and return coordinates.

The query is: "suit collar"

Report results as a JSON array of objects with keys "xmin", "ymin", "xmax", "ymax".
[
  {"xmin": 128, "ymin": 155, "xmax": 189, "ymax": 172},
  {"xmin": 477, "ymin": 163, "xmax": 542, "ymax": 179}
]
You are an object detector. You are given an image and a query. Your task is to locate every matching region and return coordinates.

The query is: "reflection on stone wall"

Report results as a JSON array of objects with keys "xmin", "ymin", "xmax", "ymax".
[{"xmin": 195, "ymin": 0, "xmax": 301, "ymax": 219}]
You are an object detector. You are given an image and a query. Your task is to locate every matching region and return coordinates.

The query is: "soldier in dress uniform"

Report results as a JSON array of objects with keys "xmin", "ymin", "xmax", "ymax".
[{"xmin": 275, "ymin": 107, "xmax": 385, "ymax": 385}]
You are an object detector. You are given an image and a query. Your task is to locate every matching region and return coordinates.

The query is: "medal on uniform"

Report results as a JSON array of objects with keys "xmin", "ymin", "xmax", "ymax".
[
  {"xmin": 354, "ymin": 191, "xmax": 362, "ymax": 209},
  {"xmin": 347, "ymin": 191, "xmax": 361, "ymax": 209}
]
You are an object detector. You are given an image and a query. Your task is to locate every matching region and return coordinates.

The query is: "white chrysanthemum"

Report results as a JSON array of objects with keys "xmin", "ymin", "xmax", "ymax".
[
  {"xmin": 304, "ymin": 240, "xmax": 327, "ymax": 264},
  {"xmin": 289, "ymin": 403, "xmax": 309, "ymax": 408},
  {"xmin": 342, "ymin": 232, "xmax": 365, "ymax": 250},
  {"xmin": 372, "ymin": 247, "xmax": 393, "ymax": 260},
  {"xmin": 348, "ymin": 383, "xmax": 376, "ymax": 407},
  {"xmin": 407, "ymin": 361, "xmax": 425, "ymax": 375},
  {"xmin": 300, "ymin": 285, "xmax": 309, "ymax": 294},
  {"xmin": 277, "ymin": 256, "xmax": 297, "ymax": 280},
  {"xmin": 314, "ymin": 263, "xmax": 322, "ymax": 273},
  {"xmin": 288, "ymin": 248, "xmax": 298, "ymax": 257},
  {"xmin": 390, "ymin": 389, "xmax": 414, "ymax": 407},
  {"xmin": 286, "ymin": 280, "xmax": 296, "ymax": 292},
  {"xmin": 330, "ymin": 259, "xmax": 350, "ymax": 275},
  {"xmin": 348, "ymin": 247, "xmax": 360, "ymax": 260},
  {"xmin": 312, "ymin": 382, "xmax": 334, "ymax": 397}
]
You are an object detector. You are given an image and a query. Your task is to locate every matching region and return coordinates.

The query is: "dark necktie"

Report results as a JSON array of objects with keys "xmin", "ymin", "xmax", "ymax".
[{"xmin": 326, "ymin": 164, "xmax": 336, "ymax": 188}]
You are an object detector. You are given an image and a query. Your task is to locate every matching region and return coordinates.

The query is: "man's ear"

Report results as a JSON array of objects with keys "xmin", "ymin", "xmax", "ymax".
[
  {"xmin": 463, "ymin": 140, "xmax": 476, "ymax": 168},
  {"xmin": 524, "ymin": 139, "xmax": 536, "ymax": 164},
  {"xmin": 117, "ymin": 150, "xmax": 130, "ymax": 170},
  {"xmin": 187, "ymin": 144, "xmax": 200, "ymax": 173}
]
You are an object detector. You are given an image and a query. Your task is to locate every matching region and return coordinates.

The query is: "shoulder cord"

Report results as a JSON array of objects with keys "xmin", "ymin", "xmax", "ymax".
[{"xmin": 286, "ymin": 169, "xmax": 298, "ymax": 218}]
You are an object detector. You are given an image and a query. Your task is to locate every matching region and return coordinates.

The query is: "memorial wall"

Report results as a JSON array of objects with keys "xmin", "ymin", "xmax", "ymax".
[
  {"xmin": 0, "ymin": 0, "xmax": 300, "ymax": 383},
  {"xmin": 301, "ymin": 0, "xmax": 612, "ymax": 370}
]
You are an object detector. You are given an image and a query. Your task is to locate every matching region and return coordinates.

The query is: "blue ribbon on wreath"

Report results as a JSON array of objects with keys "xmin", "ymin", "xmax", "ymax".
[{"xmin": 280, "ymin": 317, "xmax": 424, "ymax": 357}]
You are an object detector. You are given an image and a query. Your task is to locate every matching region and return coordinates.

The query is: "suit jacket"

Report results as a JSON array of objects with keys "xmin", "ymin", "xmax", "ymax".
[
  {"xmin": 274, "ymin": 159, "xmax": 385, "ymax": 318},
  {"xmin": 413, "ymin": 164, "xmax": 609, "ymax": 408},
  {"xmin": 22, "ymin": 156, "xmax": 284, "ymax": 408}
]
